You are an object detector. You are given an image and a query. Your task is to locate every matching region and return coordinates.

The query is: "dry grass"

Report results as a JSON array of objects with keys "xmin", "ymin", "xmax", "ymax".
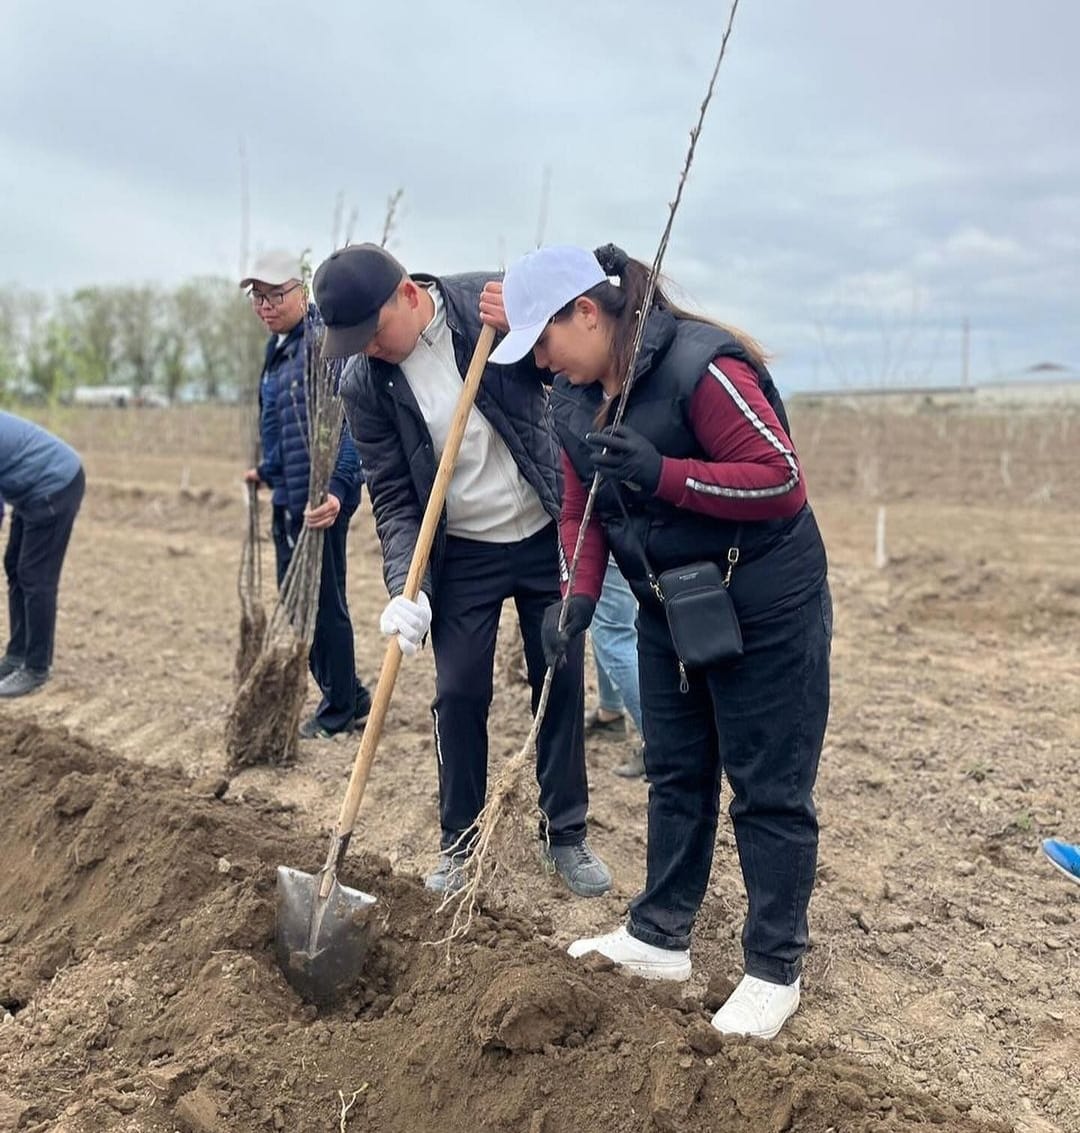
[{"xmin": 25, "ymin": 404, "xmax": 248, "ymax": 459}]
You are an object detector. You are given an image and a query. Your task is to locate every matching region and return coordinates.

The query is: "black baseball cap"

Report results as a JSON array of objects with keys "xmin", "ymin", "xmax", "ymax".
[{"xmin": 313, "ymin": 243, "xmax": 408, "ymax": 358}]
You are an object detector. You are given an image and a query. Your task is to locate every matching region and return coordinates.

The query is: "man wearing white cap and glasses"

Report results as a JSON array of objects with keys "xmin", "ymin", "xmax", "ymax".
[
  {"xmin": 312, "ymin": 243, "xmax": 612, "ymax": 898},
  {"xmin": 240, "ymin": 250, "xmax": 372, "ymax": 741}
]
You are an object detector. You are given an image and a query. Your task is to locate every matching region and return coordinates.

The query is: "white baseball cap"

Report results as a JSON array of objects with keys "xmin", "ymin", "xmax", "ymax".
[
  {"xmin": 490, "ymin": 245, "xmax": 607, "ymax": 364},
  {"xmin": 239, "ymin": 249, "xmax": 304, "ymax": 290}
]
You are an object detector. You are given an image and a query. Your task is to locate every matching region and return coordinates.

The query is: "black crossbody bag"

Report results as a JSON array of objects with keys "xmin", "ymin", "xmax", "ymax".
[{"xmin": 614, "ymin": 491, "xmax": 743, "ymax": 691}]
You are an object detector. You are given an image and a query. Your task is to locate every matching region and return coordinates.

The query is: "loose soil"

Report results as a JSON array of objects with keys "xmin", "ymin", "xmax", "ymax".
[{"xmin": 1, "ymin": 401, "xmax": 1078, "ymax": 1132}]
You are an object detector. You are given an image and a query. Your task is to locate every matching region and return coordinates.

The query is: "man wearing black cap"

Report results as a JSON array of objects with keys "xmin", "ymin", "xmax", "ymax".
[{"xmin": 313, "ymin": 244, "xmax": 610, "ymax": 898}]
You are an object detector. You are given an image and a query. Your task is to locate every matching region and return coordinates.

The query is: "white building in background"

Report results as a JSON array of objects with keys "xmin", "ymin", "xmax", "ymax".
[
  {"xmin": 71, "ymin": 385, "xmax": 134, "ymax": 407},
  {"xmin": 68, "ymin": 385, "xmax": 171, "ymax": 408}
]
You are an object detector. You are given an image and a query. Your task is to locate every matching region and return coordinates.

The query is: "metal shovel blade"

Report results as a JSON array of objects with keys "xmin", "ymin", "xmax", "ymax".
[{"xmin": 275, "ymin": 865, "xmax": 377, "ymax": 1005}]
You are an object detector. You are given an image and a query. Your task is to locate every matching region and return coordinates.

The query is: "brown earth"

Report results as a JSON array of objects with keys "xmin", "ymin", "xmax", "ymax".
[{"xmin": 1, "ymin": 401, "xmax": 1078, "ymax": 1132}]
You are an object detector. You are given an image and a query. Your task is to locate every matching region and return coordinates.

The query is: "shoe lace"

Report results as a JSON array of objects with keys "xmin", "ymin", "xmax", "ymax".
[
  {"xmin": 746, "ymin": 982, "xmax": 773, "ymax": 1007},
  {"xmin": 736, "ymin": 978, "xmax": 786, "ymax": 1016}
]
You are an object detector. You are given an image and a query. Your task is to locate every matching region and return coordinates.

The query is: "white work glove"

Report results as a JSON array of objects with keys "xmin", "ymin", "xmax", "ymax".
[{"xmin": 379, "ymin": 592, "xmax": 432, "ymax": 657}]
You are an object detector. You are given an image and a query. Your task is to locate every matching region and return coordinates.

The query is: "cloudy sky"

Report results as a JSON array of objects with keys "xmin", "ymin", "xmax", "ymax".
[{"xmin": 2, "ymin": 0, "xmax": 1076, "ymax": 391}]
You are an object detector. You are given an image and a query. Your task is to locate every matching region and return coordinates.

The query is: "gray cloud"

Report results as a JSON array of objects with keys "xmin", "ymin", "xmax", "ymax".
[{"xmin": 1, "ymin": 0, "xmax": 1076, "ymax": 389}]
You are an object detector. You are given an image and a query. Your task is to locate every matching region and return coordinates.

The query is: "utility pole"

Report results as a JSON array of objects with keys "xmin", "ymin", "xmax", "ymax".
[
  {"xmin": 962, "ymin": 317, "xmax": 970, "ymax": 388},
  {"xmin": 535, "ymin": 164, "xmax": 552, "ymax": 250},
  {"xmin": 238, "ymin": 137, "xmax": 250, "ymax": 280}
]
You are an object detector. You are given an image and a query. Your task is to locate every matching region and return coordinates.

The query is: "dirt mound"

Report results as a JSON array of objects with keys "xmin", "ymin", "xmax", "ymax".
[
  {"xmin": 881, "ymin": 552, "xmax": 1080, "ymax": 637},
  {"xmin": 0, "ymin": 720, "xmax": 1007, "ymax": 1132},
  {"xmin": 87, "ymin": 478, "xmax": 241, "ymax": 538}
]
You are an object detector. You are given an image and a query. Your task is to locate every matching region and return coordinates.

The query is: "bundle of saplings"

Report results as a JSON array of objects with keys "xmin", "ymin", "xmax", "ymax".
[{"xmin": 226, "ymin": 312, "xmax": 346, "ymax": 769}]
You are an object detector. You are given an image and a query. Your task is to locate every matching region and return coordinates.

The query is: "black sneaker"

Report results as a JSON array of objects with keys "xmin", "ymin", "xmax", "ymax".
[
  {"xmin": 0, "ymin": 667, "xmax": 48, "ymax": 698},
  {"xmin": 299, "ymin": 696, "xmax": 371, "ymax": 740},
  {"xmin": 585, "ymin": 708, "xmax": 626, "ymax": 738},
  {"xmin": 298, "ymin": 715, "xmax": 335, "ymax": 740}
]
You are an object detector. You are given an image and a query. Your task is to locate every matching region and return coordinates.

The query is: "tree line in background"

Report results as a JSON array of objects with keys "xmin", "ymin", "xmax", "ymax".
[{"xmin": 0, "ymin": 278, "xmax": 268, "ymax": 406}]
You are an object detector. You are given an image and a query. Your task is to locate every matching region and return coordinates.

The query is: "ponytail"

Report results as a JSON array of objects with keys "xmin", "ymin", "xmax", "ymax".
[{"xmin": 577, "ymin": 243, "xmax": 770, "ymax": 386}]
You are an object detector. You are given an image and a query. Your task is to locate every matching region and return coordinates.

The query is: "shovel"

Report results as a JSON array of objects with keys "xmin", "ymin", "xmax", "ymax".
[{"xmin": 275, "ymin": 322, "xmax": 497, "ymax": 1005}]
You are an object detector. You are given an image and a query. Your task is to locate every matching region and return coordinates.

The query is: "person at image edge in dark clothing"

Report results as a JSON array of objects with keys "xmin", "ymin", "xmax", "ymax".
[
  {"xmin": 0, "ymin": 411, "xmax": 86, "ymax": 698},
  {"xmin": 486, "ymin": 243, "xmax": 831, "ymax": 1042},
  {"xmin": 311, "ymin": 242, "xmax": 611, "ymax": 899},
  {"xmin": 240, "ymin": 249, "xmax": 372, "ymax": 739}
]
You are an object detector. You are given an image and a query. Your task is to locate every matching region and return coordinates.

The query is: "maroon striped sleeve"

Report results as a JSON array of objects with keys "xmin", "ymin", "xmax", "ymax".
[{"xmin": 653, "ymin": 356, "xmax": 807, "ymax": 521}]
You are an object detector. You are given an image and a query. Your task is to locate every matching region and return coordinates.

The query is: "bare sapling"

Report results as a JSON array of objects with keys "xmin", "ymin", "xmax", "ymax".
[
  {"xmin": 234, "ymin": 414, "xmax": 268, "ymax": 684},
  {"xmin": 225, "ymin": 281, "xmax": 347, "ymax": 769},
  {"xmin": 380, "ymin": 189, "xmax": 404, "ymax": 249},
  {"xmin": 436, "ymin": 0, "xmax": 745, "ymax": 946}
]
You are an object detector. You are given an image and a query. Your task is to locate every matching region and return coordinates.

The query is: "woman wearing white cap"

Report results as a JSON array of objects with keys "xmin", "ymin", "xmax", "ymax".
[{"xmin": 482, "ymin": 244, "xmax": 831, "ymax": 1040}]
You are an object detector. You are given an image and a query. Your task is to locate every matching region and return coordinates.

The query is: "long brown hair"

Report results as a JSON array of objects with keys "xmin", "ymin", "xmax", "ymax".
[{"xmin": 554, "ymin": 244, "xmax": 768, "ymax": 411}]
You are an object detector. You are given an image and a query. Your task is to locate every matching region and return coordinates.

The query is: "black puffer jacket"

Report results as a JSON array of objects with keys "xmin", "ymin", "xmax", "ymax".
[{"xmin": 340, "ymin": 272, "xmax": 562, "ymax": 597}]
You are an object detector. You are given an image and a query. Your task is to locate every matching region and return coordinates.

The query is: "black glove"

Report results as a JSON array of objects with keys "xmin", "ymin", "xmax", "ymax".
[
  {"xmin": 585, "ymin": 425, "xmax": 663, "ymax": 495},
  {"xmin": 541, "ymin": 595, "xmax": 597, "ymax": 668}
]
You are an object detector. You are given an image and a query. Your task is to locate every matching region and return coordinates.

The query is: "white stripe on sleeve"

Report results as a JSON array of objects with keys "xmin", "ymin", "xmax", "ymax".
[{"xmin": 682, "ymin": 364, "xmax": 800, "ymax": 499}]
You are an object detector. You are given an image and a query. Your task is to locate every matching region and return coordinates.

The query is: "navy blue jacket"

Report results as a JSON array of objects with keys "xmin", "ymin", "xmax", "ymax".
[
  {"xmin": 257, "ymin": 309, "xmax": 362, "ymax": 517},
  {"xmin": 0, "ymin": 411, "xmax": 82, "ymax": 509},
  {"xmin": 341, "ymin": 272, "xmax": 561, "ymax": 597}
]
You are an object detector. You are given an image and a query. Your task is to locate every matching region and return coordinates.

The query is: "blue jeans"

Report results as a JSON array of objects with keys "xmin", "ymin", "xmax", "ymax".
[
  {"xmin": 628, "ymin": 583, "xmax": 832, "ymax": 985},
  {"xmin": 590, "ymin": 557, "xmax": 643, "ymax": 735}
]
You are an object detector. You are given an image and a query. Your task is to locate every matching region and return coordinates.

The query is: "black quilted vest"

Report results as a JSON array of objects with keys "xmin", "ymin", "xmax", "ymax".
[{"xmin": 550, "ymin": 310, "xmax": 827, "ymax": 625}]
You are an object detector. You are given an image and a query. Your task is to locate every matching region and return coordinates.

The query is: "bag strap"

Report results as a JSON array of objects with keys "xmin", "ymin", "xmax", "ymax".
[
  {"xmin": 610, "ymin": 483, "xmax": 741, "ymax": 598},
  {"xmin": 611, "ymin": 486, "xmax": 662, "ymax": 599}
]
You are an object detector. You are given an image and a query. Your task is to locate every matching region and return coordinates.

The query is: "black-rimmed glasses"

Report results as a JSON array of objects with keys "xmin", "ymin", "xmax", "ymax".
[{"xmin": 248, "ymin": 282, "xmax": 302, "ymax": 309}]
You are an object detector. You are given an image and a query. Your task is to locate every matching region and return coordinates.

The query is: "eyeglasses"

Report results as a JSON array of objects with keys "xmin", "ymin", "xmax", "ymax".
[{"xmin": 248, "ymin": 282, "xmax": 302, "ymax": 309}]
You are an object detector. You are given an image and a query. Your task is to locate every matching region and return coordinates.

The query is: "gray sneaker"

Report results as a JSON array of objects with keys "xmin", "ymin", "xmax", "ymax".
[
  {"xmin": 541, "ymin": 839, "xmax": 613, "ymax": 897},
  {"xmin": 614, "ymin": 744, "xmax": 646, "ymax": 779},
  {"xmin": 585, "ymin": 708, "xmax": 627, "ymax": 740},
  {"xmin": 0, "ymin": 655, "xmax": 22, "ymax": 681},
  {"xmin": 424, "ymin": 853, "xmax": 467, "ymax": 895},
  {"xmin": 0, "ymin": 667, "xmax": 48, "ymax": 698}
]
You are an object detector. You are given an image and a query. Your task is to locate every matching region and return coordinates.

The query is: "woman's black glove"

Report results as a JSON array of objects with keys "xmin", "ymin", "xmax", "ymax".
[
  {"xmin": 585, "ymin": 425, "xmax": 662, "ymax": 494},
  {"xmin": 541, "ymin": 595, "xmax": 597, "ymax": 668}
]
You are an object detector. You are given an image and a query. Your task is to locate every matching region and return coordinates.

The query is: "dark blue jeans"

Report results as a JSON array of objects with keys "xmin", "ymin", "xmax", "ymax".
[
  {"xmin": 4, "ymin": 466, "xmax": 85, "ymax": 673},
  {"xmin": 628, "ymin": 583, "xmax": 832, "ymax": 985},
  {"xmin": 272, "ymin": 501, "xmax": 369, "ymax": 733}
]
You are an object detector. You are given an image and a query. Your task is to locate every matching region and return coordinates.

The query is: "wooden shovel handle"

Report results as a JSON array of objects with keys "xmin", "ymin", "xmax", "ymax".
[{"xmin": 332, "ymin": 322, "xmax": 497, "ymax": 840}]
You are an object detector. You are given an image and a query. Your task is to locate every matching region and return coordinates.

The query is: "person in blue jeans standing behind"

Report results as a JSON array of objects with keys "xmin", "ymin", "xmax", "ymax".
[
  {"xmin": 0, "ymin": 412, "xmax": 86, "ymax": 698},
  {"xmin": 587, "ymin": 556, "xmax": 646, "ymax": 778},
  {"xmin": 240, "ymin": 250, "xmax": 372, "ymax": 740}
]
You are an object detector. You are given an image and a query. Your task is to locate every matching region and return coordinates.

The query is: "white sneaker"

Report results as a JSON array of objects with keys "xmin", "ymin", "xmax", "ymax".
[
  {"xmin": 567, "ymin": 925, "xmax": 691, "ymax": 981},
  {"xmin": 710, "ymin": 974, "xmax": 800, "ymax": 1039}
]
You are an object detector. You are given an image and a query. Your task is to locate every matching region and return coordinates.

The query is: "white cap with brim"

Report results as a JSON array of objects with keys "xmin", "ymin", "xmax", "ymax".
[
  {"xmin": 490, "ymin": 245, "xmax": 607, "ymax": 364},
  {"xmin": 239, "ymin": 249, "xmax": 304, "ymax": 289}
]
